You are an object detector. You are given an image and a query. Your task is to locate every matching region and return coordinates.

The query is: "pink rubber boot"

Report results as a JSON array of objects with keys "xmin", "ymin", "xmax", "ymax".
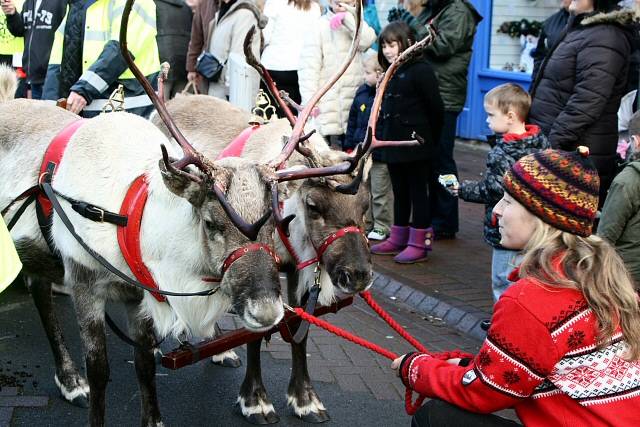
[
  {"xmin": 393, "ymin": 227, "xmax": 433, "ymax": 264},
  {"xmin": 370, "ymin": 225, "xmax": 409, "ymax": 255}
]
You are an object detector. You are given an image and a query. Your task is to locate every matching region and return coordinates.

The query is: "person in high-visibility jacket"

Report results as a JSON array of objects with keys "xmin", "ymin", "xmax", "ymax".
[
  {"xmin": 57, "ymin": 0, "xmax": 159, "ymax": 117},
  {"xmin": 0, "ymin": 0, "xmax": 25, "ymax": 97},
  {"xmin": 0, "ymin": 216, "xmax": 21, "ymax": 295}
]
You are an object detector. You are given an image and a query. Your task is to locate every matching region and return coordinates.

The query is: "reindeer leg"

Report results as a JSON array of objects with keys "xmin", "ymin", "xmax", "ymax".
[
  {"xmin": 237, "ymin": 337, "xmax": 279, "ymax": 424},
  {"xmin": 210, "ymin": 323, "xmax": 241, "ymax": 368},
  {"xmin": 29, "ymin": 277, "xmax": 89, "ymax": 408},
  {"xmin": 70, "ymin": 269, "xmax": 109, "ymax": 427},
  {"xmin": 286, "ymin": 271, "xmax": 329, "ymax": 423},
  {"xmin": 124, "ymin": 302, "xmax": 163, "ymax": 427}
]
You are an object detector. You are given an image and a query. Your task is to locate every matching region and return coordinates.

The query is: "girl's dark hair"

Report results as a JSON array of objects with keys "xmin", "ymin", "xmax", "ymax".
[
  {"xmin": 377, "ymin": 21, "xmax": 415, "ymax": 70},
  {"xmin": 593, "ymin": 0, "xmax": 618, "ymax": 12},
  {"xmin": 289, "ymin": 0, "xmax": 314, "ymax": 10}
]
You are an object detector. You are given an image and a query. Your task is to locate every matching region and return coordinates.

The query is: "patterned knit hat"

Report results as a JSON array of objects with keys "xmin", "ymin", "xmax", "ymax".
[{"xmin": 502, "ymin": 147, "xmax": 599, "ymax": 237}]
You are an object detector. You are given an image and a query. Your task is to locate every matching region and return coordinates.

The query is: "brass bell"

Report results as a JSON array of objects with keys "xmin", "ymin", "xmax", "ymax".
[
  {"xmin": 101, "ymin": 84, "xmax": 125, "ymax": 114},
  {"xmin": 249, "ymin": 89, "xmax": 276, "ymax": 125}
]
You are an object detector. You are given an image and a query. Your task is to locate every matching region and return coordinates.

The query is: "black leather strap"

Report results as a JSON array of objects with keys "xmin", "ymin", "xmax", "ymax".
[
  {"xmin": 292, "ymin": 285, "xmax": 320, "ymax": 344},
  {"xmin": 6, "ymin": 191, "xmax": 37, "ymax": 231},
  {"xmin": 52, "ymin": 191, "xmax": 128, "ymax": 226},
  {"xmin": 41, "ymin": 181, "xmax": 219, "ymax": 298}
]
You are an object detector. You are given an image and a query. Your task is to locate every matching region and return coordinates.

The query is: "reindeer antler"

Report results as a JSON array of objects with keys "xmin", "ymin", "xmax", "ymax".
[
  {"xmin": 271, "ymin": 0, "xmax": 364, "ymax": 172},
  {"xmin": 121, "ymin": 0, "xmax": 274, "ymax": 241},
  {"xmin": 334, "ymin": 26, "xmax": 438, "ymax": 194},
  {"xmin": 244, "ymin": 27, "xmax": 298, "ymax": 127}
]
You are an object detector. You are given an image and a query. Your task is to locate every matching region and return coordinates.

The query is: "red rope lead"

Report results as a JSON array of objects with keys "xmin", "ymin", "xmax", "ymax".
[
  {"xmin": 360, "ymin": 291, "xmax": 428, "ymax": 353},
  {"xmin": 292, "ymin": 292, "xmax": 475, "ymax": 416},
  {"xmin": 293, "ymin": 308, "xmax": 398, "ymax": 360}
]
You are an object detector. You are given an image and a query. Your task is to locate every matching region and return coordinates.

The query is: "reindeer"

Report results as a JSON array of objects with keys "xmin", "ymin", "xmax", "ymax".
[
  {"xmin": 0, "ymin": 2, "xmax": 365, "ymax": 424},
  {"xmin": 150, "ymin": 11, "xmax": 432, "ymax": 422}
]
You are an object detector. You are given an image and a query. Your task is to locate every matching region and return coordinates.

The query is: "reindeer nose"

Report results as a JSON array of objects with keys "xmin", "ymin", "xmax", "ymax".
[{"xmin": 338, "ymin": 267, "xmax": 371, "ymax": 291}]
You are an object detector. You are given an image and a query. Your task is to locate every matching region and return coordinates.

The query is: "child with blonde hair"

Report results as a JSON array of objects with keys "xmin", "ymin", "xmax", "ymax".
[{"xmin": 443, "ymin": 83, "xmax": 549, "ymax": 300}]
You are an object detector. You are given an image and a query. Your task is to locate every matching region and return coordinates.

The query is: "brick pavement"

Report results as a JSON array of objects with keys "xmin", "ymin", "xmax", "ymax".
[
  {"xmin": 372, "ymin": 142, "xmax": 496, "ymax": 340},
  {"xmin": 219, "ymin": 292, "xmax": 481, "ymax": 402}
]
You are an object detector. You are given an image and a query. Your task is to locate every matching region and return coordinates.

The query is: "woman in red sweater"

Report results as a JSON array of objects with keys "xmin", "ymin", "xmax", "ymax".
[{"xmin": 392, "ymin": 148, "xmax": 640, "ymax": 426}]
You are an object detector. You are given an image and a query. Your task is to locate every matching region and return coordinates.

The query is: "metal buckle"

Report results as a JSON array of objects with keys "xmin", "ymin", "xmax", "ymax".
[{"xmin": 87, "ymin": 206, "xmax": 105, "ymax": 222}]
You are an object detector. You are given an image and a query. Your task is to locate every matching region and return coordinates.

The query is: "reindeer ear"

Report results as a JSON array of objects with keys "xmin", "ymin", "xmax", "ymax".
[{"xmin": 159, "ymin": 159, "xmax": 207, "ymax": 207}]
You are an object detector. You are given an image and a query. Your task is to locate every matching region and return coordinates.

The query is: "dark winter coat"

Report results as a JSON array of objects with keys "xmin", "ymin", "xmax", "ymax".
[
  {"xmin": 597, "ymin": 161, "xmax": 640, "ymax": 287},
  {"xmin": 6, "ymin": 0, "xmax": 67, "ymax": 85},
  {"xmin": 458, "ymin": 125, "xmax": 549, "ymax": 248},
  {"xmin": 345, "ymin": 83, "xmax": 382, "ymax": 160},
  {"xmin": 528, "ymin": 9, "xmax": 634, "ymax": 204},
  {"xmin": 376, "ymin": 59, "xmax": 444, "ymax": 164},
  {"xmin": 413, "ymin": 0, "xmax": 482, "ymax": 112},
  {"xmin": 155, "ymin": 0, "xmax": 192, "ymax": 83},
  {"xmin": 186, "ymin": 0, "xmax": 218, "ymax": 73},
  {"xmin": 531, "ymin": 7, "xmax": 569, "ymax": 80}
]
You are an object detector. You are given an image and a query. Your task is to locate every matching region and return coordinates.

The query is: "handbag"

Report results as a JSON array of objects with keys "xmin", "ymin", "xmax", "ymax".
[{"xmin": 196, "ymin": 51, "xmax": 224, "ymax": 82}]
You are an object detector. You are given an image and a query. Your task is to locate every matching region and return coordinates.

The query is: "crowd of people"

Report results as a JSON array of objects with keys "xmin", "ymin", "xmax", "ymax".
[{"xmin": 2, "ymin": 0, "xmax": 640, "ymax": 426}]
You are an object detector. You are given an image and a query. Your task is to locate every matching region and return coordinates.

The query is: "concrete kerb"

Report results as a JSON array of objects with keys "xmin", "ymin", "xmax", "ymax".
[{"xmin": 370, "ymin": 271, "xmax": 489, "ymax": 341}]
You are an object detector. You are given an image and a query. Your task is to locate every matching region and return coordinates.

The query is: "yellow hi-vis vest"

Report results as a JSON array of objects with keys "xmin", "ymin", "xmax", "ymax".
[
  {"xmin": 0, "ymin": 216, "xmax": 21, "ymax": 295},
  {"xmin": 84, "ymin": 0, "xmax": 159, "ymax": 79},
  {"xmin": 50, "ymin": 0, "xmax": 159, "ymax": 76},
  {"xmin": 0, "ymin": 0, "xmax": 25, "ymax": 58}
]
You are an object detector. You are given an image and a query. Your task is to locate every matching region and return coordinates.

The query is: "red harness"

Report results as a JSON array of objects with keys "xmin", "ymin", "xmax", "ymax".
[
  {"xmin": 216, "ymin": 124, "xmax": 261, "ymax": 160},
  {"xmin": 38, "ymin": 120, "xmax": 279, "ymax": 303}
]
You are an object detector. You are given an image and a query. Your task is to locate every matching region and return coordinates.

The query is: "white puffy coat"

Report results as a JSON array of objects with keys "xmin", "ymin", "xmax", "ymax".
[{"xmin": 298, "ymin": 9, "xmax": 376, "ymax": 137}]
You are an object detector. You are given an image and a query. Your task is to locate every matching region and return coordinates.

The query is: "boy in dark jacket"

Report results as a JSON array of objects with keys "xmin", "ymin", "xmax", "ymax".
[
  {"xmin": 598, "ymin": 110, "xmax": 640, "ymax": 288},
  {"xmin": 2, "ymin": 0, "xmax": 67, "ymax": 99},
  {"xmin": 442, "ymin": 83, "xmax": 549, "ymax": 300},
  {"xmin": 344, "ymin": 54, "xmax": 392, "ymax": 241}
]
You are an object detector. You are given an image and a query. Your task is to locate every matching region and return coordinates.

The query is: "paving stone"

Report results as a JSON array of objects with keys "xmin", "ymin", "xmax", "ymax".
[
  {"xmin": 431, "ymin": 302, "xmax": 452, "ymax": 320},
  {"xmin": 308, "ymin": 367, "xmax": 335, "ymax": 383},
  {"xmin": 0, "ymin": 396, "xmax": 48, "ymax": 407},
  {"xmin": 417, "ymin": 295, "xmax": 440, "ymax": 313},
  {"xmin": 382, "ymin": 280, "xmax": 402, "ymax": 296},
  {"xmin": 443, "ymin": 307, "xmax": 466, "ymax": 326},
  {"xmin": 406, "ymin": 291, "xmax": 426, "ymax": 308},
  {"xmin": 457, "ymin": 314, "xmax": 482, "ymax": 333},
  {"xmin": 363, "ymin": 380, "xmax": 402, "ymax": 400},
  {"xmin": 335, "ymin": 374, "xmax": 368, "ymax": 393},
  {"xmin": 394, "ymin": 286, "xmax": 414, "ymax": 303},
  {"xmin": 317, "ymin": 345, "xmax": 348, "ymax": 361},
  {"xmin": 0, "ymin": 388, "xmax": 17, "ymax": 397},
  {"xmin": 0, "ymin": 408, "xmax": 13, "ymax": 427}
]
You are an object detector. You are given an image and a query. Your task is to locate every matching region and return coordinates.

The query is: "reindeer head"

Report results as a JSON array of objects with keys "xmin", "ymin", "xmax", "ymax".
[{"xmin": 159, "ymin": 153, "xmax": 284, "ymax": 331}]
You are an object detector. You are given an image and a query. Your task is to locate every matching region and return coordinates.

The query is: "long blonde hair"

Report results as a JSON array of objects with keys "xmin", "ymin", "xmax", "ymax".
[{"xmin": 518, "ymin": 219, "xmax": 640, "ymax": 360}]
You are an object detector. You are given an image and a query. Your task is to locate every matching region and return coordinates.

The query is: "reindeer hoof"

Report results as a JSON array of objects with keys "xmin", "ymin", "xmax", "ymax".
[
  {"xmin": 154, "ymin": 348, "xmax": 163, "ymax": 365},
  {"xmin": 298, "ymin": 410, "xmax": 330, "ymax": 423},
  {"xmin": 69, "ymin": 394, "xmax": 89, "ymax": 408},
  {"xmin": 246, "ymin": 412, "xmax": 279, "ymax": 425},
  {"xmin": 211, "ymin": 350, "xmax": 241, "ymax": 368}
]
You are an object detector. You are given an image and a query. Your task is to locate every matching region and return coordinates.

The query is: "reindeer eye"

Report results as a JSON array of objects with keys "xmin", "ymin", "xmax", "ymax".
[{"xmin": 305, "ymin": 197, "xmax": 323, "ymax": 220}]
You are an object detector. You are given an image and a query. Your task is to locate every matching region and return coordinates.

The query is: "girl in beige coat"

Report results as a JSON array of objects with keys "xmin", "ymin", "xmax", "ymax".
[{"xmin": 298, "ymin": 0, "xmax": 376, "ymax": 148}]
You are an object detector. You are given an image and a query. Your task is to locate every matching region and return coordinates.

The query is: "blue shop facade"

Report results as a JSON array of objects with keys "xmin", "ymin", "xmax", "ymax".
[{"xmin": 457, "ymin": 0, "xmax": 561, "ymax": 140}]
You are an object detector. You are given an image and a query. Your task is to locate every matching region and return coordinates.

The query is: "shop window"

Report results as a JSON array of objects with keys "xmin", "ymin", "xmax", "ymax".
[{"xmin": 490, "ymin": 0, "xmax": 561, "ymax": 74}]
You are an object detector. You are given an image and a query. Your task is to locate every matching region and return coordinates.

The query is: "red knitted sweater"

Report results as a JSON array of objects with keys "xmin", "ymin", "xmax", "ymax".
[{"xmin": 401, "ymin": 270, "xmax": 640, "ymax": 426}]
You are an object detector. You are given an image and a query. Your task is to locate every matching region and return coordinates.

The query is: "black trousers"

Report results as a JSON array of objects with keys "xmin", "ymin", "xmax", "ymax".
[
  {"xmin": 260, "ymin": 69, "xmax": 300, "ymax": 119},
  {"xmin": 412, "ymin": 400, "xmax": 522, "ymax": 427},
  {"xmin": 430, "ymin": 111, "xmax": 460, "ymax": 234},
  {"xmin": 387, "ymin": 161, "xmax": 431, "ymax": 229}
]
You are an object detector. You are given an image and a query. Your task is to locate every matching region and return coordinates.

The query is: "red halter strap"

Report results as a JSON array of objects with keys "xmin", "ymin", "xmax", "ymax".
[
  {"xmin": 278, "ymin": 225, "xmax": 366, "ymax": 271},
  {"xmin": 221, "ymin": 242, "xmax": 280, "ymax": 273}
]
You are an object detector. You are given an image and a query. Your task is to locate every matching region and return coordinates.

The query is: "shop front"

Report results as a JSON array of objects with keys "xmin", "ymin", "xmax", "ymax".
[{"xmin": 459, "ymin": 0, "xmax": 563, "ymax": 140}]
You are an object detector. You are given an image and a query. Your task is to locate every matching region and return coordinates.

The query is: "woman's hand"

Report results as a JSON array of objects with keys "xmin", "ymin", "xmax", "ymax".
[{"xmin": 391, "ymin": 355, "xmax": 405, "ymax": 377}]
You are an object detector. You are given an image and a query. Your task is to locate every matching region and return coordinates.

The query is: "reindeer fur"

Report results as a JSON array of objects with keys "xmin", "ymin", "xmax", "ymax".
[
  {"xmin": 1, "ymin": 97, "xmax": 285, "ymax": 426},
  {"xmin": 153, "ymin": 94, "xmax": 373, "ymax": 423}
]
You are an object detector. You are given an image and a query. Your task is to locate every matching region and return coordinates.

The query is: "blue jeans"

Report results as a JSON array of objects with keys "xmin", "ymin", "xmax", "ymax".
[
  {"xmin": 491, "ymin": 248, "xmax": 521, "ymax": 302},
  {"xmin": 29, "ymin": 83, "xmax": 43, "ymax": 100}
]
